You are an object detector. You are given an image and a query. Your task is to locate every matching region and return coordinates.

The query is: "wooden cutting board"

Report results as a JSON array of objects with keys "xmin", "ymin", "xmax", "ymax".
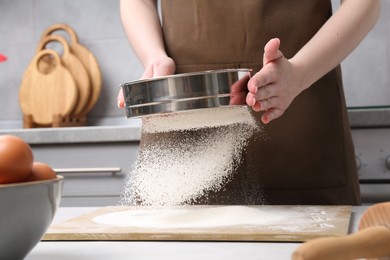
[
  {"xmin": 36, "ymin": 35, "xmax": 91, "ymax": 117},
  {"xmin": 19, "ymin": 49, "xmax": 78, "ymax": 125},
  {"xmin": 43, "ymin": 205, "xmax": 351, "ymax": 242},
  {"xmin": 40, "ymin": 24, "xmax": 102, "ymax": 118}
]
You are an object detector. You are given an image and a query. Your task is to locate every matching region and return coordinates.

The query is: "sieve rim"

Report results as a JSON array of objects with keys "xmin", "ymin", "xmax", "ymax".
[{"xmin": 121, "ymin": 68, "xmax": 252, "ymax": 118}]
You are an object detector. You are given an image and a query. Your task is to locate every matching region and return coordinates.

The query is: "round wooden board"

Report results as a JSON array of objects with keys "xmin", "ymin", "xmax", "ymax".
[
  {"xmin": 69, "ymin": 42, "xmax": 102, "ymax": 117},
  {"xmin": 37, "ymin": 35, "xmax": 91, "ymax": 117},
  {"xmin": 40, "ymin": 24, "xmax": 102, "ymax": 117},
  {"xmin": 19, "ymin": 50, "xmax": 78, "ymax": 125}
]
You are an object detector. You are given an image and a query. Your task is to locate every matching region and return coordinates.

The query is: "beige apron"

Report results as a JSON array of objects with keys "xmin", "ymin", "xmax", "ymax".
[{"xmin": 140, "ymin": 0, "xmax": 360, "ymax": 205}]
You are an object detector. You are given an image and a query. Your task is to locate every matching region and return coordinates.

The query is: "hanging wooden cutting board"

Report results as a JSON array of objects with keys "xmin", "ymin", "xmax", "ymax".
[
  {"xmin": 40, "ymin": 24, "xmax": 102, "ymax": 118},
  {"xmin": 36, "ymin": 35, "xmax": 91, "ymax": 117},
  {"xmin": 43, "ymin": 205, "xmax": 351, "ymax": 242},
  {"xmin": 19, "ymin": 49, "xmax": 78, "ymax": 125}
]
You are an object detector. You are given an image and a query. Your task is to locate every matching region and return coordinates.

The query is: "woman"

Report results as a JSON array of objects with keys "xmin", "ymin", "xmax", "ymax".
[{"xmin": 118, "ymin": 0, "xmax": 380, "ymax": 205}]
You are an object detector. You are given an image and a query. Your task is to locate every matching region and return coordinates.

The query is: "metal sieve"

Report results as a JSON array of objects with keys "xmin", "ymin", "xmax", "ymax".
[{"xmin": 121, "ymin": 68, "xmax": 252, "ymax": 118}]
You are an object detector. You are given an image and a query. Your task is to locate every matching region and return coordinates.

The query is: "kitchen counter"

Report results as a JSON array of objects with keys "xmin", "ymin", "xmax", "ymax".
[
  {"xmin": 1, "ymin": 108, "xmax": 390, "ymax": 144},
  {"xmin": 0, "ymin": 118, "xmax": 142, "ymax": 144},
  {"xmin": 26, "ymin": 206, "xmax": 367, "ymax": 260}
]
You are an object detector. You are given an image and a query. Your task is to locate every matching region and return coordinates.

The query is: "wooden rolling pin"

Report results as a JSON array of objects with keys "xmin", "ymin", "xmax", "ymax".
[
  {"xmin": 292, "ymin": 226, "xmax": 390, "ymax": 260},
  {"xmin": 292, "ymin": 202, "xmax": 390, "ymax": 260}
]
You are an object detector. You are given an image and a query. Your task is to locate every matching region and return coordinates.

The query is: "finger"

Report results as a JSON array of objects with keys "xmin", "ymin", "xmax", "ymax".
[
  {"xmin": 252, "ymin": 96, "xmax": 280, "ymax": 112},
  {"xmin": 246, "ymin": 92, "xmax": 257, "ymax": 106},
  {"xmin": 250, "ymin": 99, "xmax": 265, "ymax": 112},
  {"xmin": 153, "ymin": 62, "xmax": 176, "ymax": 77},
  {"xmin": 153, "ymin": 66, "xmax": 171, "ymax": 77},
  {"xmin": 117, "ymin": 88, "xmax": 125, "ymax": 108},
  {"xmin": 247, "ymin": 69, "xmax": 275, "ymax": 93},
  {"xmin": 255, "ymin": 84, "xmax": 276, "ymax": 101},
  {"xmin": 255, "ymin": 98, "xmax": 271, "ymax": 112},
  {"xmin": 262, "ymin": 108, "xmax": 283, "ymax": 124},
  {"xmin": 231, "ymin": 74, "xmax": 250, "ymax": 94},
  {"xmin": 231, "ymin": 74, "xmax": 250, "ymax": 105},
  {"xmin": 263, "ymin": 38, "xmax": 283, "ymax": 65},
  {"xmin": 141, "ymin": 68, "xmax": 153, "ymax": 79},
  {"xmin": 252, "ymin": 101, "xmax": 262, "ymax": 112},
  {"xmin": 248, "ymin": 97, "xmax": 268, "ymax": 112},
  {"xmin": 229, "ymin": 93, "xmax": 246, "ymax": 105}
]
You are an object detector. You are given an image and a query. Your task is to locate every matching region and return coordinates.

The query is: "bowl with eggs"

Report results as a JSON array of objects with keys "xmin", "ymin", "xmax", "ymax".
[{"xmin": 0, "ymin": 135, "xmax": 63, "ymax": 260}]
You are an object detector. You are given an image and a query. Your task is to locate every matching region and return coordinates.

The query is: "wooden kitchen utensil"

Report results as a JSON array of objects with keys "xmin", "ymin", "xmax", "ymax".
[
  {"xmin": 43, "ymin": 205, "xmax": 351, "ymax": 242},
  {"xmin": 40, "ymin": 24, "xmax": 102, "ymax": 118},
  {"xmin": 19, "ymin": 49, "xmax": 78, "ymax": 126},
  {"xmin": 291, "ymin": 202, "xmax": 390, "ymax": 260},
  {"xmin": 37, "ymin": 35, "xmax": 91, "ymax": 118}
]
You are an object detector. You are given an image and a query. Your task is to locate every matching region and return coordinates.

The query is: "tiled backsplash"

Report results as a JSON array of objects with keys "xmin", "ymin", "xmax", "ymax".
[{"xmin": 0, "ymin": 0, "xmax": 389, "ymax": 129}]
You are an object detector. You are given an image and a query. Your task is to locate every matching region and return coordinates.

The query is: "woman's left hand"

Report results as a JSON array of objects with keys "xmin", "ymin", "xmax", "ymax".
[{"xmin": 246, "ymin": 38, "xmax": 305, "ymax": 124}]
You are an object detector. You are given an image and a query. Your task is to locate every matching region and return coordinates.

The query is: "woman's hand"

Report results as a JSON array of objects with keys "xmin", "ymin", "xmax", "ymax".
[
  {"xmin": 246, "ymin": 0, "xmax": 380, "ymax": 124},
  {"xmin": 141, "ymin": 56, "xmax": 176, "ymax": 79},
  {"xmin": 246, "ymin": 38, "xmax": 305, "ymax": 124},
  {"xmin": 118, "ymin": 0, "xmax": 175, "ymax": 109},
  {"xmin": 117, "ymin": 56, "xmax": 176, "ymax": 108}
]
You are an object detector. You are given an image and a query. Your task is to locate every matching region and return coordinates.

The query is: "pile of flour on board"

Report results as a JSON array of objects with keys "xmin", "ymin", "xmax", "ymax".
[
  {"xmin": 120, "ymin": 106, "xmax": 260, "ymax": 206},
  {"xmin": 93, "ymin": 206, "xmax": 336, "ymax": 231}
]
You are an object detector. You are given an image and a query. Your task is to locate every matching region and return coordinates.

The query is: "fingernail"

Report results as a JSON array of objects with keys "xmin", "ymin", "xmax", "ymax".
[
  {"xmin": 262, "ymin": 115, "xmax": 269, "ymax": 124},
  {"xmin": 249, "ymin": 85, "xmax": 257, "ymax": 94},
  {"xmin": 246, "ymin": 95, "xmax": 252, "ymax": 106},
  {"xmin": 250, "ymin": 97, "xmax": 257, "ymax": 106}
]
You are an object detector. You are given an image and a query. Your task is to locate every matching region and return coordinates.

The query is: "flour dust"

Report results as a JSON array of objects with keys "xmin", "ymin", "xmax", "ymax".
[
  {"xmin": 93, "ymin": 206, "xmax": 337, "ymax": 233},
  {"xmin": 120, "ymin": 106, "xmax": 260, "ymax": 206}
]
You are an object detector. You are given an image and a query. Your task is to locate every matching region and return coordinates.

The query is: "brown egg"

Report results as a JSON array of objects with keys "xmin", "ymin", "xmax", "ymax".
[
  {"xmin": 0, "ymin": 135, "xmax": 33, "ymax": 184},
  {"xmin": 24, "ymin": 162, "xmax": 57, "ymax": 182}
]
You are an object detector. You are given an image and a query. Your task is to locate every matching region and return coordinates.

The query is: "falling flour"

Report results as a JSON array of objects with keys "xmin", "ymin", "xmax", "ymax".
[
  {"xmin": 140, "ymin": 106, "xmax": 259, "ymax": 133},
  {"xmin": 120, "ymin": 106, "xmax": 260, "ymax": 206}
]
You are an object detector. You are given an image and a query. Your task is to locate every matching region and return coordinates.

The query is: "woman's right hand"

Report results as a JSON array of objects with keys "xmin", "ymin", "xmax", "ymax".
[
  {"xmin": 141, "ymin": 56, "xmax": 176, "ymax": 79},
  {"xmin": 117, "ymin": 56, "xmax": 176, "ymax": 108}
]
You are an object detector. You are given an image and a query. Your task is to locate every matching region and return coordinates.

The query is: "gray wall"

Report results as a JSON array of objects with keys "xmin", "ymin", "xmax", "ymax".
[
  {"xmin": 332, "ymin": 0, "xmax": 390, "ymax": 108},
  {"xmin": 0, "ymin": 0, "xmax": 389, "ymax": 129}
]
